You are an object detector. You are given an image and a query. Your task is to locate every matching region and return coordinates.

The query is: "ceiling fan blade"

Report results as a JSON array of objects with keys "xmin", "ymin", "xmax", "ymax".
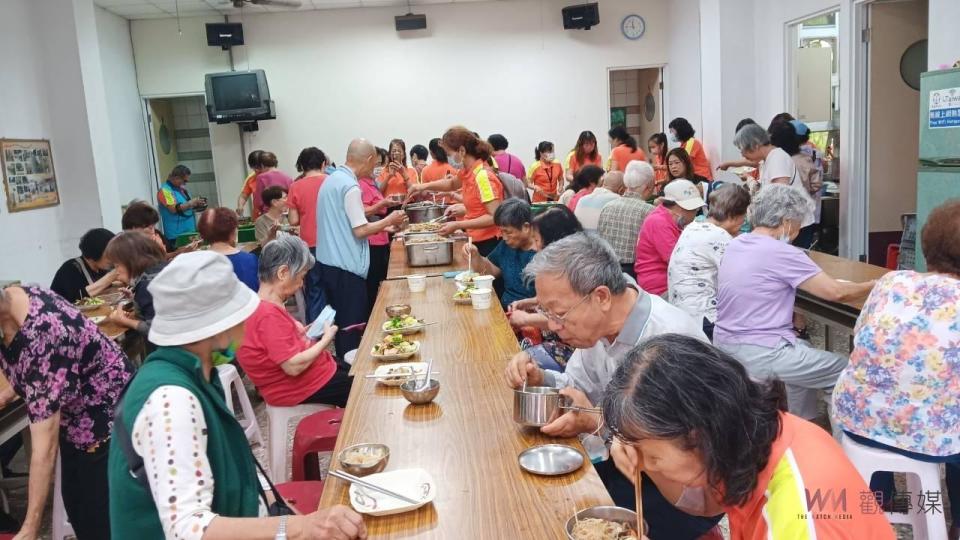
[{"xmin": 250, "ymin": 0, "xmax": 303, "ymax": 7}]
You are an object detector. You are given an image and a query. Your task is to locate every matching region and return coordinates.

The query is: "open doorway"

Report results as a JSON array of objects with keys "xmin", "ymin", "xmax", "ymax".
[
  {"xmin": 788, "ymin": 10, "xmax": 841, "ymax": 254},
  {"xmin": 862, "ymin": 0, "xmax": 928, "ymax": 266},
  {"xmin": 609, "ymin": 68, "xmax": 664, "ymax": 149},
  {"xmin": 144, "ymin": 95, "xmax": 220, "ymax": 209}
]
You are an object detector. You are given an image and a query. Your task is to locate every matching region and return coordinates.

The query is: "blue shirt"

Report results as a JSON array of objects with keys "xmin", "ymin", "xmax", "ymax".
[
  {"xmin": 316, "ymin": 166, "xmax": 370, "ymax": 278},
  {"xmin": 487, "ymin": 241, "xmax": 536, "ymax": 307},
  {"xmin": 157, "ymin": 181, "xmax": 196, "ymax": 240},
  {"xmin": 226, "ymin": 251, "xmax": 259, "ymax": 292}
]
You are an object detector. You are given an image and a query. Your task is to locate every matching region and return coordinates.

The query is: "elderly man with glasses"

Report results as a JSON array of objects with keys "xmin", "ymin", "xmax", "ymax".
[{"xmin": 504, "ymin": 232, "xmax": 720, "ymax": 540}]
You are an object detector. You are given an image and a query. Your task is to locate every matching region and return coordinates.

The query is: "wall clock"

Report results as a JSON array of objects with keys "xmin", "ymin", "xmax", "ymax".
[{"xmin": 622, "ymin": 14, "xmax": 645, "ymax": 41}]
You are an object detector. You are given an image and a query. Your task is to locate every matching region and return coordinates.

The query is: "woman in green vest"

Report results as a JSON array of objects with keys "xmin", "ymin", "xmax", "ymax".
[{"xmin": 109, "ymin": 250, "xmax": 366, "ymax": 539}]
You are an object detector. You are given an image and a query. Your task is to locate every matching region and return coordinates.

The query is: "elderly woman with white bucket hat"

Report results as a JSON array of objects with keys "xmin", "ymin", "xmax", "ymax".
[{"xmin": 108, "ymin": 251, "xmax": 366, "ymax": 540}]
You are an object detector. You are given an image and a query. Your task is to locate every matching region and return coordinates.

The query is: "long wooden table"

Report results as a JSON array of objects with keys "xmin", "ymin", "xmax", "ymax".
[
  {"xmin": 795, "ymin": 251, "xmax": 889, "ymax": 350},
  {"xmin": 319, "ymin": 277, "xmax": 612, "ymax": 537},
  {"xmin": 385, "ymin": 238, "xmax": 468, "ymax": 280}
]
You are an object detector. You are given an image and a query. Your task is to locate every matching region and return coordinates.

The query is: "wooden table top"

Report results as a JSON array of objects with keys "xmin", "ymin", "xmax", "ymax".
[
  {"xmin": 82, "ymin": 304, "xmax": 127, "ymax": 341},
  {"xmin": 804, "ymin": 251, "xmax": 889, "ymax": 311},
  {"xmin": 386, "ymin": 238, "xmax": 469, "ymax": 280},
  {"xmin": 319, "ymin": 278, "xmax": 612, "ymax": 538}
]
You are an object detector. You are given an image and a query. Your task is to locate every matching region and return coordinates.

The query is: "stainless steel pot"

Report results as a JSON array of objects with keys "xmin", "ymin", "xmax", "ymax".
[
  {"xmin": 405, "ymin": 204, "xmax": 446, "ymax": 224},
  {"xmin": 404, "ymin": 240, "xmax": 453, "ymax": 267},
  {"xmin": 513, "ymin": 387, "xmax": 567, "ymax": 427}
]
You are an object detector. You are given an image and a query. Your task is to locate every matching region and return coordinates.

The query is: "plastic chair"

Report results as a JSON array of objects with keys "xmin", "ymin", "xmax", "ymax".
[
  {"xmin": 275, "ymin": 481, "xmax": 324, "ymax": 515},
  {"xmin": 840, "ymin": 434, "xmax": 948, "ymax": 540},
  {"xmin": 52, "ymin": 453, "xmax": 74, "ymax": 540},
  {"xmin": 292, "ymin": 408, "xmax": 344, "ymax": 481},
  {"xmin": 267, "ymin": 403, "xmax": 331, "ymax": 482},
  {"xmin": 216, "ymin": 364, "xmax": 265, "ymax": 449}
]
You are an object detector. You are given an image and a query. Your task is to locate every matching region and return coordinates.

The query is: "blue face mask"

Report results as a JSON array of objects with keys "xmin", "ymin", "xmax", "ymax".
[{"xmin": 669, "ymin": 132, "xmax": 679, "ymax": 143}]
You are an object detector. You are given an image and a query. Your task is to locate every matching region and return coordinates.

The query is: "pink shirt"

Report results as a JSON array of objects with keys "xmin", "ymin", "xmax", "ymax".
[
  {"xmin": 287, "ymin": 174, "xmax": 326, "ymax": 248},
  {"xmin": 566, "ymin": 186, "xmax": 596, "ymax": 212},
  {"xmin": 255, "ymin": 169, "xmax": 293, "ymax": 214},
  {"xmin": 633, "ymin": 204, "xmax": 681, "ymax": 295},
  {"xmin": 359, "ymin": 178, "xmax": 389, "ymax": 247},
  {"xmin": 236, "ymin": 301, "xmax": 337, "ymax": 406},
  {"xmin": 494, "ymin": 152, "xmax": 526, "ymax": 180}
]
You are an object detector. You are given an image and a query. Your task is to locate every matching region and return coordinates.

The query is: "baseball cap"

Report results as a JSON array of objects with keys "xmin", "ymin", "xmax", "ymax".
[{"xmin": 662, "ymin": 179, "xmax": 706, "ymax": 211}]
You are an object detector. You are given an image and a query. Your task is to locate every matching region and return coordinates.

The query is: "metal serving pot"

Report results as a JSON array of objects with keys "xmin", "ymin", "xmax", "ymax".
[
  {"xmin": 404, "ymin": 240, "xmax": 453, "ymax": 267},
  {"xmin": 404, "ymin": 203, "xmax": 447, "ymax": 224},
  {"xmin": 513, "ymin": 386, "xmax": 568, "ymax": 427}
]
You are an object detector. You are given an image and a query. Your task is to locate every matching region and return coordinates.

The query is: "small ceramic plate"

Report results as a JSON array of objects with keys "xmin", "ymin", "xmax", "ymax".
[
  {"xmin": 370, "ymin": 341, "xmax": 420, "ymax": 362},
  {"xmin": 349, "ymin": 468, "xmax": 436, "ymax": 516},
  {"xmin": 372, "ymin": 362, "xmax": 428, "ymax": 386},
  {"xmin": 518, "ymin": 444, "xmax": 584, "ymax": 476}
]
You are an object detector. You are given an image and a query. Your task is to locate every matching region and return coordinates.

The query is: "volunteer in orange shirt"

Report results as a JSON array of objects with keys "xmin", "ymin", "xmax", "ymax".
[
  {"xmin": 605, "ymin": 335, "xmax": 895, "ymax": 540},
  {"xmin": 669, "ymin": 117, "xmax": 713, "ymax": 181},
  {"xmin": 418, "ymin": 138, "xmax": 459, "ymax": 205},
  {"xmin": 235, "ymin": 149, "xmax": 264, "ymax": 219},
  {"xmin": 607, "ymin": 126, "xmax": 647, "ymax": 172},
  {"xmin": 563, "ymin": 130, "xmax": 604, "ymax": 184},
  {"xmin": 407, "ymin": 126, "xmax": 503, "ymax": 256},
  {"xmin": 377, "ymin": 138, "xmax": 418, "ymax": 199},
  {"xmin": 647, "ymin": 132, "xmax": 669, "ymax": 191},
  {"xmin": 527, "ymin": 141, "xmax": 563, "ymax": 203}
]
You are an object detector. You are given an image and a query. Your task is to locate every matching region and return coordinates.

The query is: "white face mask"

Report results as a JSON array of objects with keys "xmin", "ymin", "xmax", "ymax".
[
  {"xmin": 543, "ymin": 152, "xmax": 554, "ymax": 162},
  {"xmin": 448, "ymin": 151, "xmax": 463, "ymax": 170},
  {"xmin": 779, "ymin": 225, "xmax": 793, "ymax": 243},
  {"xmin": 674, "ymin": 486, "xmax": 707, "ymax": 515},
  {"xmin": 669, "ymin": 132, "xmax": 679, "ymax": 143}
]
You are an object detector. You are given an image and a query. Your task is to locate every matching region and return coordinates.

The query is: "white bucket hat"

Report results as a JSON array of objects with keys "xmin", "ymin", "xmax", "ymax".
[{"xmin": 147, "ymin": 251, "xmax": 260, "ymax": 346}]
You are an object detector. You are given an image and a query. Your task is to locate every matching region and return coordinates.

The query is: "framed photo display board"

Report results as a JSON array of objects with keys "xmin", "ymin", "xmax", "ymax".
[{"xmin": 1, "ymin": 138, "xmax": 60, "ymax": 212}]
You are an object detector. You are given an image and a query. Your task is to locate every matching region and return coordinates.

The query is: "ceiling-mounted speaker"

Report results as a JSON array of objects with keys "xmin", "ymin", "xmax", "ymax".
[
  {"xmin": 395, "ymin": 13, "xmax": 427, "ymax": 31},
  {"xmin": 206, "ymin": 23, "xmax": 244, "ymax": 50},
  {"xmin": 562, "ymin": 3, "xmax": 599, "ymax": 30}
]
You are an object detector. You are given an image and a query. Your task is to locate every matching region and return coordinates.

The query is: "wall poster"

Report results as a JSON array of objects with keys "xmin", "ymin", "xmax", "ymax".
[{"xmin": 1, "ymin": 138, "xmax": 59, "ymax": 212}]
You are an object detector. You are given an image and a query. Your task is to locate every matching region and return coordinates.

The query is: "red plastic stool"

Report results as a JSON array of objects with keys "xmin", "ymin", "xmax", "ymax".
[
  {"xmin": 275, "ymin": 481, "xmax": 324, "ymax": 514},
  {"xmin": 291, "ymin": 408, "xmax": 344, "ymax": 481}
]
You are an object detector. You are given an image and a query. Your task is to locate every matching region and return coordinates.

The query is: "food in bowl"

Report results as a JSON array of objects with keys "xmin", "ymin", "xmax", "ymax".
[
  {"xmin": 383, "ymin": 315, "xmax": 423, "ymax": 331},
  {"xmin": 455, "ymin": 271, "xmax": 478, "ymax": 284},
  {"xmin": 372, "ymin": 334, "xmax": 418, "ymax": 356},
  {"xmin": 385, "ymin": 304, "xmax": 412, "ymax": 318},
  {"xmin": 570, "ymin": 518, "xmax": 638, "ymax": 539},
  {"xmin": 452, "ymin": 288, "xmax": 473, "ymax": 301},
  {"xmin": 406, "ymin": 222, "xmax": 442, "ymax": 233},
  {"xmin": 75, "ymin": 297, "xmax": 105, "ymax": 307},
  {"xmin": 343, "ymin": 447, "xmax": 385, "ymax": 467}
]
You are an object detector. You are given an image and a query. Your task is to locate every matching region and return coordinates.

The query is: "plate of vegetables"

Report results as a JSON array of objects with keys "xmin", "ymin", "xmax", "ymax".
[
  {"xmin": 74, "ymin": 296, "xmax": 106, "ymax": 312},
  {"xmin": 452, "ymin": 287, "xmax": 474, "ymax": 305},
  {"xmin": 381, "ymin": 315, "xmax": 426, "ymax": 335},
  {"xmin": 371, "ymin": 334, "xmax": 421, "ymax": 361},
  {"xmin": 371, "ymin": 362, "xmax": 428, "ymax": 386}
]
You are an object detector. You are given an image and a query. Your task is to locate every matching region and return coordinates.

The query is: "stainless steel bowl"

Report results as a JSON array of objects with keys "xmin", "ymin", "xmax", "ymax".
[
  {"xmin": 385, "ymin": 304, "xmax": 412, "ymax": 318},
  {"xmin": 337, "ymin": 443, "xmax": 390, "ymax": 477},
  {"xmin": 513, "ymin": 386, "xmax": 566, "ymax": 427},
  {"xmin": 405, "ymin": 204, "xmax": 447, "ymax": 224},
  {"xmin": 565, "ymin": 506, "xmax": 641, "ymax": 540},
  {"xmin": 400, "ymin": 379, "xmax": 440, "ymax": 404}
]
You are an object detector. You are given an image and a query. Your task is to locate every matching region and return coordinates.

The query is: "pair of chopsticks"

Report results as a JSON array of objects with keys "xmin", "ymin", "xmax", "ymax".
[
  {"xmin": 328, "ymin": 469, "xmax": 419, "ymax": 505},
  {"xmin": 364, "ymin": 371, "xmax": 439, "ymax": 379},
  {"xmin": 385, "ymin": 273, "xmax": 442, "ymax": 281}
]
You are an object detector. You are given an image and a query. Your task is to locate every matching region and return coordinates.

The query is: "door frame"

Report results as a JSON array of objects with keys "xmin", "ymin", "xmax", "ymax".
[{"xmin": 606, "ymin": 64, "xmax": 667, "ymax": 147}]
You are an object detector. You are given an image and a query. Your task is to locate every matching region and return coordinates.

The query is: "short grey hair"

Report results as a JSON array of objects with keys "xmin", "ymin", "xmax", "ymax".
[
  {"xmin": 748, "ymin": 184, "xmax": 809, "ymax": 228},
  {"xmin": 258, "ymin": 233, "xmax": 315, "ymax": 283},
  {"xmin": 523, "ymin": 232, "xmax": 627, "ymax": 295},
  {"xmin": 623, "ymin": 161, "xmax": 654, "ymax": 191},
  {"xmin": 733, "ymin": 124, "xmax": 770, "ymax": 153},
  {"xmin": 707, "ymin": 184, "xmax": 751, "ymax": 222}
]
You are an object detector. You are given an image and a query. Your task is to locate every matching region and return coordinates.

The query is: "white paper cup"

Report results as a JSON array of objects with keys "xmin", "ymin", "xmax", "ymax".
[
  {"xmin": 470, "ymin": 288, "xmax": 493, "ymax": 310},
  {"xmin": 407, "ymin": 274, "xmax": 427, "ymax": 292},
  {"xmin": 474, "ymin": 275, "xmax": 495, "ymax": 290}
]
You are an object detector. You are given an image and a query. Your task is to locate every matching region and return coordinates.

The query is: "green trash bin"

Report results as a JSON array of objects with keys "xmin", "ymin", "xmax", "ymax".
[
  {"xmin": 175, "ymin": 232, "xmax": 199, "ymax": 248},
  {"xmin": 237, "ymin": 225, "xmax": 256, "ymax": 244}
]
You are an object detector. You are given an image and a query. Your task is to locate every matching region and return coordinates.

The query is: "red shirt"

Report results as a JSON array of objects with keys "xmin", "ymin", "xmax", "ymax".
[
  {"xmin": 566, "ymin": 186, "xmax": 596, "ymax": 212},
  {"xmin": 610, "ymin": 144, "xmax": 647, "ymax": 172},
  {"xmin": 460, "ymin": 161, "xmax": 503, "ymax": 242},
  {"xmin": 633, "ymin": 204, "xmax": 681, "ymax": 295},
  {"xmin": 236, "ymin": 301, "xmax": 337, "ymax": 406},
  {"xmin": 241, "ymin": 172, "xmax": 261, "ymax": 219},
  {"xmin": 255, "ymin": 169, "xmax": 294, "ymax": 214},
  {"xmin": 287, "ymin": 173, "xmax": 326, "ymax": 248}
]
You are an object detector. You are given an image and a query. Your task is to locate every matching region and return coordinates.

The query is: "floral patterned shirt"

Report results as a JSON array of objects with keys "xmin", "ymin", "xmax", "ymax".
[
  {"xmin": 667, "ymin": 221, "xmax": 732, "ymax": 323},
  {"xmin": 832, "ymin": 271, "xmax": 960, "ymax": 456},
  {"xmin": 0, "ymin": 286, "xmax": 132, "ymax": 451}
]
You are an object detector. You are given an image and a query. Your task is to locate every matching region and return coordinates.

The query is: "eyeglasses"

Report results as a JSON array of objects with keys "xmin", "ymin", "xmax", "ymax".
[{"xmin": 536, "ymin": 292, "xmax": 592, "ymax": 327}]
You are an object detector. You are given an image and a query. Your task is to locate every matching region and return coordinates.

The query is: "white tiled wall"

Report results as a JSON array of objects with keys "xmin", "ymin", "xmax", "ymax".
[
  {"xmin": 170, "ymin": 95, "xmax": 219, "ymax": 206},
  {"xmin": 610, "ymin": 68, "xmax": 662, "ymax": 145}
]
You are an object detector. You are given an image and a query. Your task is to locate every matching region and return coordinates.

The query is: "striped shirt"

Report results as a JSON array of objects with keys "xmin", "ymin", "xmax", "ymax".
[
  {"xmin": 725, "ymin": 413, "xmax": 894, "ymax": 540},
  {"xmin": 596, "ymin": 193, "xmax": 654, "ymax": 264}
]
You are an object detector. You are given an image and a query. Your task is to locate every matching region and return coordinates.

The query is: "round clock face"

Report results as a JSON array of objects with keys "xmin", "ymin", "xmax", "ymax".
[{"xmin": 622, "ymin": 15, "xmax": 645, "ymax": 40}]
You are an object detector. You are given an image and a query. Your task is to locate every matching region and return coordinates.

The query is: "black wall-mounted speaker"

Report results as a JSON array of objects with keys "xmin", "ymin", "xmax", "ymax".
[
  {"xmin": 562, "ymin": 3, "xmax": 599, "ymax": 30},
  {"xmin": 395, "ymin": 13, "xmax": 427, "ymax": 31}
]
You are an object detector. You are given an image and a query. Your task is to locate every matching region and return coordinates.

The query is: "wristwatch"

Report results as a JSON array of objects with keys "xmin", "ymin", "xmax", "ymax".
[{"xmin": 275, "ymin": 515, "xmax": 287, "ymax": 540}]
